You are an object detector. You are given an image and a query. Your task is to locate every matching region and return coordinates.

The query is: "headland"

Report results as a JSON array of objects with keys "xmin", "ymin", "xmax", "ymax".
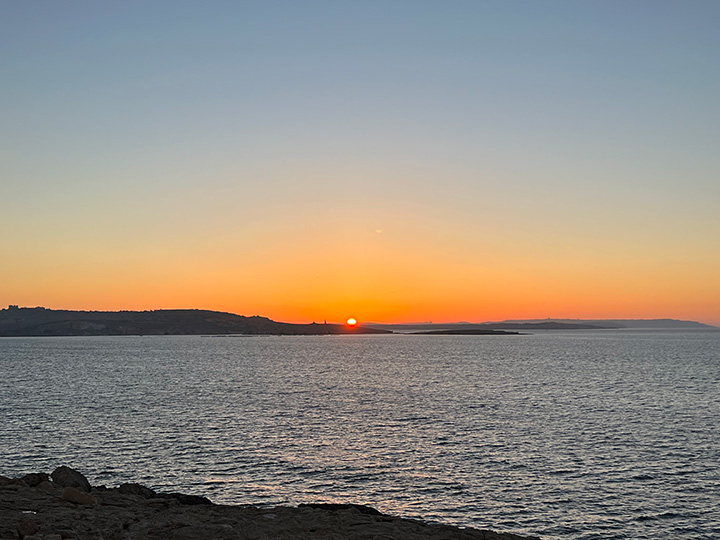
[{"xmin": 0, "ymin": 307, "xmax": 390, "ymax": 337}]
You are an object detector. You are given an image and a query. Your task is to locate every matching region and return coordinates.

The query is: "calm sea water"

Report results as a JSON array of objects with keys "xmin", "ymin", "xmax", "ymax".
[{"xmin": 1, "ymin": 331, "xmax": 719, "ymax": 539}]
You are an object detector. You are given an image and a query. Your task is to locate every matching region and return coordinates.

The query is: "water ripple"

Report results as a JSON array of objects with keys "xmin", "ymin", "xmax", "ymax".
[{"xmin": 1, "ymin": 331, "xmax": 719, "ymax": 540}]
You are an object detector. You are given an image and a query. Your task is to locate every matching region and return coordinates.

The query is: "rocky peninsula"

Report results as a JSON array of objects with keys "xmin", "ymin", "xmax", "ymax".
[
  {"xmin": 0, "ymin": 307, "xmax": 390, "ymax": 337},
  {"xmin": 1, "ymin": 466, "xmax": 539, "ymax": 540}
]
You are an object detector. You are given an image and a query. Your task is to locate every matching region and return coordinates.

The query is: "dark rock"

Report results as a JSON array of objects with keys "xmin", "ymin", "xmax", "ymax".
[
  {"xmin": 169, "ymin": 524, "xmax": 237, "ymax": 540},
  {"xmin": 300, "ymin": 503, "xmax": 383, "ymax": 515},
  {"xmin": 119, "ymin": 483, "xmax": 158, "ymax": 499},
  {"xmin": 17, "ymin": 518, "xmax": 40, "ymax": 538},
  {"xmin": 162, "ymin": 492, "xmax": 213, "ymax": 505},
  {"xmin": 0, "ymin": 474, "xmax": 542, "ymax": 540},
  {"xmin": 21, "ymin": 472, "xmax": 49, "ymax": 487},
  {"xmin": 37, "ymin": 480, "xmax": 56, "ymax": 494},
  {"xmin": 61, "ymin": 486, "xmax": 97, "ymax": 505},
  {"xmin": 9, "ymin": 477, "xmax": 29, "ymax": 487},
  {"xmin": 51, "ymin": 466, "xmax": 91, "ymax": 492}
]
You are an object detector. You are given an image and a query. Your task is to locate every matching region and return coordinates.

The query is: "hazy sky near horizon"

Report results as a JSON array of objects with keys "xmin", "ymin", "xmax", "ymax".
[{"xmin": 2, "ymin": 1, "xmax": 719, "ymax": 324}]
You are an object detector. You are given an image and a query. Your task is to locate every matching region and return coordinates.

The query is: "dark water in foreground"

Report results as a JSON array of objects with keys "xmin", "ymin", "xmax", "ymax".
[{"xmin": 1, "ymin": 331, "xmax": 719, "ymax": 539}]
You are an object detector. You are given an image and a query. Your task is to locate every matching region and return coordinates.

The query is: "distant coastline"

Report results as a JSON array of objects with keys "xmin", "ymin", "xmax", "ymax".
[
  {"xmin": 0, "ymin": 305, "xmax": 715, "ymax": 337},
  {"xmin": 364, "ymin": 319, "xmax": 717, "ymax": 333},
  {"xmin": 411, "ymin": 328, "xmax": 521, "ymax": 336},
  {"xmin": 0, "ymin": 306, "xmax": 388, "ymax": 337}
]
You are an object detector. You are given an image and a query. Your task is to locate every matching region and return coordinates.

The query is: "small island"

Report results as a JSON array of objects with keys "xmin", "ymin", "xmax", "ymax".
[{"xmin": 412, "ymin": 328, "xmax": 521, "ymax": 336}]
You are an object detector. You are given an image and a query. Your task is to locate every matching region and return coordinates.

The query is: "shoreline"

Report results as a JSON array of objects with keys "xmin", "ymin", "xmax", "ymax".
[{"xmin": 1, "ymin": 466, "xmax": 540, "ymax": 540}]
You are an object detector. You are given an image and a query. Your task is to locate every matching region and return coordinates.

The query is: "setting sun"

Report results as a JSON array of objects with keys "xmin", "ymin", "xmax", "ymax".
[{"xmin": 346, "ymin": 318, "xmax": 357, "ymax": 326}]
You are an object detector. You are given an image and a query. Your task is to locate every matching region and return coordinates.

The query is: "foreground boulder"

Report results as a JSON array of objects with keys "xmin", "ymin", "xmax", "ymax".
[
  {"xmin": 20, "ymin": 472, "xmax": 49, "ymax": 487},
  {"xmin": 1, "ymin": 468, "xmax": 540, "ymax": 540},
  {"xmin": 50, "ymin": 466, "xmax": 91, "ymax": 492}
]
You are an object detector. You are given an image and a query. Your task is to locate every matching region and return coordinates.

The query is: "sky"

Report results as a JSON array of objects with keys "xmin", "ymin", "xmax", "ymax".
[{"xmin": 2, "ymin": 1, "xmax": 719, "ymax": 325}]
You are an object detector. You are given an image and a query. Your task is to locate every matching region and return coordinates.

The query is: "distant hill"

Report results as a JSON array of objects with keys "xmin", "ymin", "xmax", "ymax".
[
  {"xmin": 364, "ymin": 321, "xmax": 615, "ymax": 333},
  {"xmin": 499, "ymin": 318, "xmax": 717, "ymax": 329},
  {"xmin": 3, "ymin": 307, "xmax": 713, "ymax": 337},
  {"xmin": 412, "ymin": 328, "xmax": 520, "ymax": 336},
  {"xmin": 0, "ymin": 307, "xmax": 390, "ymax": 337},
  {"xmin": 364, "ymin": 318, "xmax": 716, "ymax": 332}
]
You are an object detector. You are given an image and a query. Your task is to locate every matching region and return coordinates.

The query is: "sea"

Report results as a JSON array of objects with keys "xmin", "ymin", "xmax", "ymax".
[{"xmin": 1, "ymin": 330, "xmax": 719, "ymax": 539}]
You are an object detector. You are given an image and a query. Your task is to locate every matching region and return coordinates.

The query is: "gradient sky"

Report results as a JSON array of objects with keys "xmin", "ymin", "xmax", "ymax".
[{"xmin": 2, "ymin": 1, "xmax": 719, "ymax": 325}]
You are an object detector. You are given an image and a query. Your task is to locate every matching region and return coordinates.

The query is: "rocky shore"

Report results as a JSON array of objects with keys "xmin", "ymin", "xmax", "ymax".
[{"xmin": 1, "ymin": 466, "xmax": 539, "ymax": 540}]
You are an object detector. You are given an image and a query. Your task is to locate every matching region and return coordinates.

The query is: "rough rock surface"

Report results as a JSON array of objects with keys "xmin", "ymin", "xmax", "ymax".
[
  {"xmin": 50, "ymin": 466, "xmax": 92, "ymax": 492},
  {"xmin": 0, "ymin": 469, "xmax": 540, "ymax": 540}
]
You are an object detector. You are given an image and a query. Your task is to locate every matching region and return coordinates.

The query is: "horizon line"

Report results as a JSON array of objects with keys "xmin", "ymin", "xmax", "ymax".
[{"xmin": 3, "ymin": 304, "xmax": 717, "ymax": 328}]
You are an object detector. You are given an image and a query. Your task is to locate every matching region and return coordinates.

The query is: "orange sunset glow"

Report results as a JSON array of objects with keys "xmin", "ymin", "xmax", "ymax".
[{"xmin": 1, "ymin": 3, "xmax": 718, "ymax": 327}]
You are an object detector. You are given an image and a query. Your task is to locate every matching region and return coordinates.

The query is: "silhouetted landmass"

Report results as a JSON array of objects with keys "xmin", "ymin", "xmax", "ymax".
[
  {"xmin": 412, "ymin": 328, "xmax": 521, "ymax": 336},
  {"xmin": 3, "ymin": 306, "xmax": 712, "ymax": 337},
  {"xmin": 365, "ymin": 318, "xmax": 716, "ymax": 332},
  {"xmin": 501, "ymin": 318, "xmax": 717, "ymax": 329},
  {"xmin": 0, "ymin": 306, "xmax": 390, "ymax": 337},
  {"xmin": 480, "ymin": 322, "xmax": 611, "ymax": 331},
  {"xmin": 365, "ymin": 322, "xmax": 614, "ymax": 333}
]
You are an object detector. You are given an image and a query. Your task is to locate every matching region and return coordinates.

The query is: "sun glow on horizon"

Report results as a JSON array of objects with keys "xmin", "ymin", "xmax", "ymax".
[{"xmin": 1, "ymin": 3, "xmax": 719, "ymax": 328}]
